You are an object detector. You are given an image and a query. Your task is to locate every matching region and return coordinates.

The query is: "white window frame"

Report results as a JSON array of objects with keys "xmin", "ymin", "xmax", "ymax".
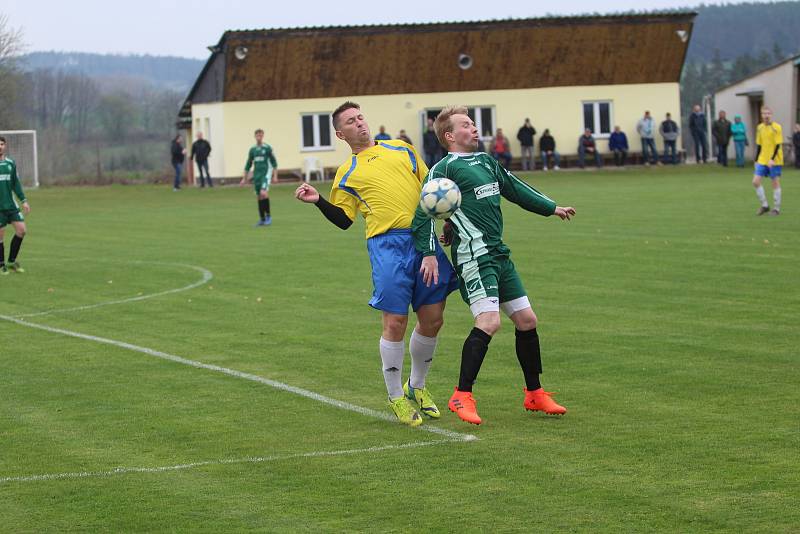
[
  {"xmin": 300, "ymin": 113, "xmax": 334, "ymax": 152},
  {"xmin": 469, "ymin": 106, "xmax": 496, "ymax": 141},
  {"xmin": 582, "ymin": 100, "xmax": 613, "ymax": 139}
]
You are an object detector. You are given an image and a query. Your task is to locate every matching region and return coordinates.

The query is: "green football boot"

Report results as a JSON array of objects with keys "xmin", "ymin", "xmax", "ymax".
[
  {"xmin": 403, "ymin": 379, "xmax": 441, "ymax": 419},
  {"xmin": 387, "ymin": 396, "xmax": 423, "ymax": 427},
  {"xmin": 0, "ymin": 264, "xmax": 8, "ymax": 276},
  {"xmin": 8, "ymin": 262, "xmax": 25, "ymax": 273}
]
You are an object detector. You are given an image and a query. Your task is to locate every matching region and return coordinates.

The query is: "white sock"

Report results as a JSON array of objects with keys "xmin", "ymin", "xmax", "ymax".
[
  {"xmin": 409, "ymin": 330, "xmax": 438, "ymax": 389},
  {"xmin": 379, "ymin": 337, "xmax": 405, "ymax": 400},
  {"xmin": 773, "ymin": 187, "xmax": 781, "ymax": 210},
  {"xmin": 755, "ymin": 185, "xmax": 768, "ymax": 207}
]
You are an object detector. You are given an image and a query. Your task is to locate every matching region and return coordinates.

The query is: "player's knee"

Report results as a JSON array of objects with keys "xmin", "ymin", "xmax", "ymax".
[
  {"xmin": 383, "ymin": 315, "xmax": 408, "ymax": 340},
  {"xmin": 419, "ymin": 315, "xmax": 443, "ymax": 336},
  {"xmin": 15, "ymin": 226, "xmax": 26, "ymax": 238},
  {"xmin": 476, "ymin": 313, "xmax": 501, "ymax": 336},
  {"xmin": 752, "ymin": 176, "xmax": 761, "ymax": 187},
  {"xmin": 515, "ymin": 311, "xmax": 537, "ymax": 331}
]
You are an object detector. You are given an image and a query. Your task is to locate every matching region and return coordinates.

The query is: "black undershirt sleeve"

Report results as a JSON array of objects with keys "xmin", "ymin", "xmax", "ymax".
[
  {"xmin": 755, "ymin": 145, "xmax": 761, "ymax": 161},
  {"xmin": 771, "ymin": 144, "xmax": 781, "ymax": 160},
  {"xmin": 314, "ymin": 196, "xmax": 353, "ymax": 230}
]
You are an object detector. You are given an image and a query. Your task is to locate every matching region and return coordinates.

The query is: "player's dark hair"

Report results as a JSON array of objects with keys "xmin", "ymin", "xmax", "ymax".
[
  {"xmin": 255, "ymin": 128, "xmax": 264, "ymax": 135},
  {"xmin": 434, "ymin": 105, "xmax": 469, "ymax": 148},
  {"xmin": 0, "ymin": 136, "xmax": 5, "ymax": 144},
  {"xmin": 332, "ymin": 101, "xmax": 361, "ymax": 130}
]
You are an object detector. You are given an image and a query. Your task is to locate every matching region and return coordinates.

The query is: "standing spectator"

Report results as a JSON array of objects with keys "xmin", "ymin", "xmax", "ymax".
[
  {"xmin": 731, "ymin": 114, "xmax": 749, "ymax": 168},
  {"xmin": 490, "ymin": 128, "xmax": 512, "ymax": 169},
  {"xmin": 191, "ymin": 132, "xmax": 213, "ymax": 188},
  {"xmin": 516, "ymin": 118, "xmax": 536, "ymax": 171},
  {"xmin": 577, "ymin": 129, "xmax": 602, "ymax": 168},
  {"xmin": 608, "ymin": 126, "xmax": 629, "ymax": 166},
  {"xmin": 792, "ymin": 123, "xmax": 800, "ymax": 169},
  {"xmin": 170, "ymin": 134, "xmax": 186, "ymax": 191},
  {"xmin": 659, "ymin": 112, "xmax": 680, "ymax": 164},
  {"xmin": 689, "ymin": 104, "xmax": 709, "ymax": 163},
  {"xmin": 712, "ymin": 110, "xmax": 733, "ymax": 167},
  {"xmin": 422, "ymin": 118, "xmax": 441, "ymax": 168},
  {"xmin": 397, "ymin": 129, "xmax": 413, "ymax": 145},
  {"xmin": 636, "ymin": 111, "xmax": 659, "ymax": 165},
  {"xmin": 539, "ymin": 129, "xmax": 560, "ymax": 170},
  {"xmin": 374, "ymin": 126, "xmax": 391, "ymax": 141}
]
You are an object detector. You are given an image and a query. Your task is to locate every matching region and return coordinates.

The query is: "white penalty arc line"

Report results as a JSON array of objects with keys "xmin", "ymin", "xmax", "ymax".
[
  {"xmin": 0, "ymin": 440, "xmax": 462, "ymax": 485},
  {"xmin": 0, "ymin": 315, "xmax": 478, "ymax": 444},
  {"xmin": 14, "ymin": 262, "xmax": 214, "ymax": 318}
]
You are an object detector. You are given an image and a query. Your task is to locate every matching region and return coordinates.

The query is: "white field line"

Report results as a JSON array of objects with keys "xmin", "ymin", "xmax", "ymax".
[
  {"xmin": 14, "ymin": 263, "xmax": 213, "ymax": 318},
  {"xmin": 0, "ymin": 439, "xmax": 460, "ymax": 484},
  {"xmin": 0, "ymin": 315, "xmax": 478, "ymax": 444}
]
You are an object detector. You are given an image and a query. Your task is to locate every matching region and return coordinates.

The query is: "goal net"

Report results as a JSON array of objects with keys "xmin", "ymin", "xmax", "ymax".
[{"xmin": 0, "ymin": 130, "xmax": 38, "ymax": 188}]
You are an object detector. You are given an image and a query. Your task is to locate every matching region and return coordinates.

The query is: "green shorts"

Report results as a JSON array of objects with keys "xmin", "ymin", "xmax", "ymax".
[
  {"xmin": 0, "ymin": 209, "xmax": 24, "ymax": 227},
  {"xmin": 253, "ymin": 176, "xmax": 271, "ymax": 194},
  {"xmin": 457, "ymin": 254, "xmax": 527, "ymax": 305}
]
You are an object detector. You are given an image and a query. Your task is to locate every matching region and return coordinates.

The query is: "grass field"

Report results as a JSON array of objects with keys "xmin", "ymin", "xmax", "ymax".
[{"xmin": 1, "ymin": 165, "xmax": 798, "ymax": 532}]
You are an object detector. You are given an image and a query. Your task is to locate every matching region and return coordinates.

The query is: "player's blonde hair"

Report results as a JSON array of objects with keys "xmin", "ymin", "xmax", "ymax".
[{"xmin": 434, "ymin": 105, "xmax": 469, "ymax": 148}]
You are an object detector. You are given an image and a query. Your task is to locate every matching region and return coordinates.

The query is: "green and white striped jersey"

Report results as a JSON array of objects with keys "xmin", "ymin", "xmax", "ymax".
[
  {"xmin": 0, "ymin": 157, "xmax": 26, "ymax": 211},
  {"xmin": 412, "ymin": 152, "xmax": 556, "ymax": 266}
]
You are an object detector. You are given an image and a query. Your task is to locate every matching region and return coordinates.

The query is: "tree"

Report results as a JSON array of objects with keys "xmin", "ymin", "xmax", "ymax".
[
  {"xmin": 97, "ymin": 92, "xmax": 135, "ymax": 142},
  {"xmin": 0, "ymin": 14, "xmax": 25, "ymax": 127}
]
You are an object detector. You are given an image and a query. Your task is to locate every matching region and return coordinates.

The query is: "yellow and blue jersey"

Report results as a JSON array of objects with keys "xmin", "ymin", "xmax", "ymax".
[
  {"xmin": 756, "ymin": 122, "xmax": 783, "ymax": 166},
  {"xmin": 329, "ymin": 140, "xmax": 428, "ymax": 239}
]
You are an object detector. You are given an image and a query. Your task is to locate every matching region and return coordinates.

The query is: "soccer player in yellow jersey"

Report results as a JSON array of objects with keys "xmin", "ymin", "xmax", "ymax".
[
  {"xmin": 753, "ymin": 106, "xmax": 783, "ymax": 216},
  {"xmin": 295, "ymin": 102, "xmax": 458, "ymax": 426}
]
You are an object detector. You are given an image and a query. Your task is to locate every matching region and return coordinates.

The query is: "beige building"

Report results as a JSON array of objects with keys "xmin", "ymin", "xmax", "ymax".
[
  {"xmin": 713, "ymin": 54, "xmax": 800, "ymax": 160},
  {"xmin": 179, "ymin": 13, "xmax": 695, "ymax": 180}
]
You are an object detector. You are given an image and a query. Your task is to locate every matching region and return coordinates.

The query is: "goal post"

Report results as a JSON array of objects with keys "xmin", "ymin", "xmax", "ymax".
[{"xmin": 0, "ymin": 130, "xmax": 39, "ymax": 189}]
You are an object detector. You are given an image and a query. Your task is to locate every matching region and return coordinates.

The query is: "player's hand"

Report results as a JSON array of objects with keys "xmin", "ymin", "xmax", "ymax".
[
  {"xmin": 239, "ymin": 177, "xmax": 247, "ymax": 186},
  {"xmin": 554, "ymin": 206, "xmax": 576, "ymax": 220},
  {"xmin": 768, "ymin": 159, "xmax": 775, "ymax": 168},
  {"xmin": 294, "ymin": 183, "xmax": 320, "ymax": 204},
  {"xmin": 439, "ymin": 220, "xmax": 454, "ymax": 246},
  {"xmin": 420, "ymin": 256, "xmax": 439, "ymax": 287},
  {"xmin": 21, "ymin": 202, "xmax": 30, "ymax": 214}
]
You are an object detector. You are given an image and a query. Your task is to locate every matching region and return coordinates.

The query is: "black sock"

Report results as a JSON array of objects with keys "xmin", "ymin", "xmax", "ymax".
[
  {"xmin": 0, "ymin": 241, "xmax": 4, "ymax": 265},
  {"xmin": 258, "ymin": 199, "xmax": 266, "ymax": 220},
  {"xmin": 458, "ymin": 327, "xmax": 492, "ymax": 392},
  {"xmin": 9, "ymin": 235, "xmax": 23, "ymax": 263},
  {"xmin": 264, "ymin": 198, "xmax": 270, "ymax": 216},
  {"xmin": 515, "ymin": 328, "xmax": 543, "ymax": 390}
]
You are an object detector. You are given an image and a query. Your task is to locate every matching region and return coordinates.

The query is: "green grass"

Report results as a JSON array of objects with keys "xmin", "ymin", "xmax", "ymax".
[{"xmin": 1, "ymin": 165, "xmax": 798, "ymax": 532}]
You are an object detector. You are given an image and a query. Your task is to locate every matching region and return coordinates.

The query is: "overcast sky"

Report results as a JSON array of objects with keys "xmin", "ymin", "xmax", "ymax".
[{"xmin": 1, "ymin": 0, "xmax": 769, "ymax": 59}]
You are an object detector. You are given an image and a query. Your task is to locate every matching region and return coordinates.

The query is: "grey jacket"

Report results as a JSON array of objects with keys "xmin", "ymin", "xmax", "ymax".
[{"xmin": 636, "ymin": 117, "xmax": 655, "ymax": 139}]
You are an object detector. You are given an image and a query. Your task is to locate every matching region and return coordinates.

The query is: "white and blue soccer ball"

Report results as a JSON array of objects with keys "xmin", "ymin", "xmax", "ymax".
[{"xmin": 419, "ymin": 178, "xmax": 461, "ymax": 219}]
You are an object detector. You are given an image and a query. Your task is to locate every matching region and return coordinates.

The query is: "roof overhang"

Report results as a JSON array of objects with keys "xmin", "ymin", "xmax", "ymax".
[{"xmin": 735, "ymin": 90, "xmax": 764, "ymax": 98}]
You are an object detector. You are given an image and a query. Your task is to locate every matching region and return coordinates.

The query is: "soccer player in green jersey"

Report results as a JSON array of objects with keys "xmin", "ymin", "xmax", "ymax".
[
  {"xmin": 240, "ymin": 129, "xmax": 278, "ymax": 226},
  {"xmin": 412, "ymin": 106, "xmax": 576, "ymax": 425},
  {"xmin": 0, "ymin": 136, "xmax": 30, "ymax": 275}
]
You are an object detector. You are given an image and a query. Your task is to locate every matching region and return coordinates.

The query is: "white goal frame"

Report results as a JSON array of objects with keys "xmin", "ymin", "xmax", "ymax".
[{"xmin": 0, "ymin": 130, "xmax": 39, "ymax": 189}]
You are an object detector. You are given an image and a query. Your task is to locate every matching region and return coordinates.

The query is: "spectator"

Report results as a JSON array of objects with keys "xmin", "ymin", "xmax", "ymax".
[
  {"xmin": 374, "ymin": 125, "xmax": 391, "ymax": 141},
  {"xmin": 794, "ymin": 123, "xmax": 800, "ymax": 169},
  {"xmin": 636, "ymin": 110, "xmax": 659, "ymax": 165},
  {"xmin": 422, "ymin": 118, "xmax": 441, "ymax": 168},
  {"xmin": 608, "ymin": 126, "xmax": 629, "ymax": 166},
  {"xmin": 516, "ymin": 118, "xmax": 536, "ymax": 171},
  {"xmin": 731, "ymin": 114, "xmax": 749, "ymax": 168},
  {"xmin": 577, "ymin": 128, "xmax": 602, "ymax": 168},
  {"xmin": 490, "ymin": 128, "xmax": 512, "ymax": 169},
  {"xmin": 659, "ymin": 112, "xmax": 680, "ymax": 165},
  {"xmin": 170, "ymin": 134, "xmax": 186, "ymax": 191},
  {"xmin": 397, "ymin": 129, "xmax": 413, "ymax": 145},
  {"xmin": 539, "ymin": 129, "xmax": 560, "ymax": 170},
  {"xmin": 712, "ymin": 110, "xmax": 733, "ymax": 167},
  {"xmin": 689, "ymin": 104, "xmax": 709, "ymax": 163},
  {"xmin": 191, "ymin": 132, "xmax": 213, "ymax": 187}
]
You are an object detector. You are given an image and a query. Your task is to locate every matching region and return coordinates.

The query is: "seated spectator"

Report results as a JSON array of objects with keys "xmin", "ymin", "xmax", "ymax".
[
  {"xmin": 374, "ymin": 126, "xmax": 391, "ymax": 141},
  {"xmin": 539, "ymin": 129, "xmax": 560, "ymax": 170},
  {"xmin": 397, "ymin": 129, "xmax": 413, "ymax": 144},
  {"xmin": 577, "ymin": 128, "xmax": 602, "ymax": 168},
  {"xmin": 490, "ymin": 128, "xmax": 512, "ymax": 169},
  {"xmin": 608, "ymin": 126, "xmax": 629, "ymax": 166}
]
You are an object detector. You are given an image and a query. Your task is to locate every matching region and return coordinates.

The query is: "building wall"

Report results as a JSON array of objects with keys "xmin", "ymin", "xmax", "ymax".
[
  {"xmin": 190, "ymin": 103, "xmax": 226, "ymax": 179},
  {"xmin": 715, "ymin": 61, "xmax": 797, "ymax": 160},
  {"xmin": 192, "ymin": 81, "xmax": 681, "ymax": 178}
]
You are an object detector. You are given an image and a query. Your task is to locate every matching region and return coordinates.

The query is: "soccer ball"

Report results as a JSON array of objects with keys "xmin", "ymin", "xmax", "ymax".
[{"xmin": 419, "ymin": 178, "xmax": 461, "ymax": 219}]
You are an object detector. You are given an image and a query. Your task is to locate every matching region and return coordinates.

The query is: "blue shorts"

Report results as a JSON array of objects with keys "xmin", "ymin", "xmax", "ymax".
[
  {"xmin": 366, "ymin": 229, "xmax": 458, "ymax": 315},
  {"xmin": 755, "ymin": 164, "xmax": 782, "ymax": 179}
]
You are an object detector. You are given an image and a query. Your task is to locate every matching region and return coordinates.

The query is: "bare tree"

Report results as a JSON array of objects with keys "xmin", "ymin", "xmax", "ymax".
[{"xmin": 0, "ymin": 13, "xmax": 26, "ymax": 127}]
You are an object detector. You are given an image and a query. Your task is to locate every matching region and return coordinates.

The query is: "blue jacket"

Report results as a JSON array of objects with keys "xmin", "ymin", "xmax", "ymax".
[
  {"xmin": 609, "ymin": 131, "xmax": 628, "ymax": 151},
  {"xmin": 731, "ymin": 122, "xmax": 748, "ymax": 143}
]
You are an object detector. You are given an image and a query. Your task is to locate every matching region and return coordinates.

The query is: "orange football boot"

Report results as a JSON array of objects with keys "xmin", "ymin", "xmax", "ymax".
[
  {"xmin": 448, "ymin": 387, "xmax": 482, "ymax": 425},
  {"xmin": 523, "ymin": 388, "xmax": 567, "ymax": 415}
]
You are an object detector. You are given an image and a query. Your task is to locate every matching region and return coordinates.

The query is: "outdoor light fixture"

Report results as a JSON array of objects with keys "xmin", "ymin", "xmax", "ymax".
[
  {"xmin": 458, "ymin": 53, "xmax": 473, "ymax": 70},
  {"xmin": 234, "ymin": 46, "xmax": 248, "ymax": 60},
  {"xmin": 676, "ymin": 30, "xmax": 688, "ymax": 43}
]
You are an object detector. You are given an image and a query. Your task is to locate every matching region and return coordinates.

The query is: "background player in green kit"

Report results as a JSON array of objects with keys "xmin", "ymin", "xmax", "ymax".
[
  {"xmin": 412, "ymin": 106, "xmax": 576, "ymax": 425},
  {"xmin": 0, "ymin": 136, "xmax": 30, "ymax": 275},
  {"xmin": 240, "ymin": 129, "xmax": 278, "ymax": 226}
]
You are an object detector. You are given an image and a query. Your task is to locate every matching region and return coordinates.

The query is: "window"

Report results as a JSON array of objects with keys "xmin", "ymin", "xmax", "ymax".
[
  {"xmin": 582, "ymin": 101, "xmax": 613, "ymax": 137},
  {"xmin": 300, "ymin": 113, "xmax": 333, "ymax": 151},
  {"xmin": 467, "ymin": 106, "xmax": 495, "ymax": 139}
]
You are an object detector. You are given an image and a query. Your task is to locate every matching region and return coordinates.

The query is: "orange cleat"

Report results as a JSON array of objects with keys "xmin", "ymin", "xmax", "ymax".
[
  {"xmin": 523, "ymin": 388, "xmax": 567, "ymax": 415},
  {"xmin": 448, "ymin": 387, "xmax": 482, "ymax": 425}
]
